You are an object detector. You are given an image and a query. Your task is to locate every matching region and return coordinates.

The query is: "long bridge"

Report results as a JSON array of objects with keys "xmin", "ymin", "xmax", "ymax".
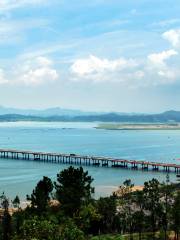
[{"xmin": 0, "ymin": 148, "xmax": 180, "ymax": 173}]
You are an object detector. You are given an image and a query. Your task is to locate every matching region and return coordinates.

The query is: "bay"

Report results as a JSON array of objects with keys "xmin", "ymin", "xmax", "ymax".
[{"xmin": 0, "ymin": 121, "xmax": 179, "ymax": 199}]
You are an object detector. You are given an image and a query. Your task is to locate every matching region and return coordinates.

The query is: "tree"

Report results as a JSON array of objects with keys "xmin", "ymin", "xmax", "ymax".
[
  {"xmin": 12, "ymin": 217, "xmax": 60, "ymax": 240},
  {"xmin": 132, "ymin": 210, "xmax": 145, "ymax": 240},
  {"xmin": 171, "ymin": 191, "xmax": 180, "ymax": 240},
  {"xmin": 55, "ymin": 166, "xmax": 94, "ymax": 216},
  {"xmin": 116, "ymin": 179, "xmax": 134, "ymax": 239},
  {"xmin": 143, "ymin": 178, "xmax": 162, "ymax": 240},
  {"xmin": 115, "ymin": 179, "xmax": 134, "ymax": 198},
  {"xmin": 12, "ymin": 196, "xmax": 20, "ymax": 209},
  {"xmin": 0, "ymin": 193, "xmax": 9, "ymax": 210},
  {"xmin": 133, "ymin": 190, "xmax": 145, "ymax": 240},
  {"xmin": 0, "ymin": 194, "xmax": 12, "ymax": 240},
  {"xmin": 2, "ymin": 211, "xmax": 12, "ymax": 240},
  {"xmin": 27, "ymin": 176, "xmax": 53, "ymax": 214},
  {"xmin": 160, "ymin": 175, "xmax": 172, "ymax": 240},
  {"xmin": 75, "ymin": 203, "xmax": 101, "ymax": 234},
  {"xmin": 12, "ymin": 210, "xmax": 25, "ymax": 236},
  {"xmin": 96, "ymin": 195, "xmax": 117, "ymax": 234},
  {"xmin": 60, "ymin": 219, "xmax": 85, "ymax": 240}
]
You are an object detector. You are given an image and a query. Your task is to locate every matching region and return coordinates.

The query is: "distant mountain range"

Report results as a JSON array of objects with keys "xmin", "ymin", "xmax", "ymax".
[
  {"xmin": 0, "ymin": 106, "xmax": 180, "ymax": 123},
  {"xmin": 0, "ymin": 106, "xmax": 95, "ymax": 117}
]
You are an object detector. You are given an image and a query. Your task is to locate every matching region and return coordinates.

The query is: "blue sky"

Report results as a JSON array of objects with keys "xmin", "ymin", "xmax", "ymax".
[{"xmin": 0, "ymin": 0, "xmax": 180, "ymax": 112}]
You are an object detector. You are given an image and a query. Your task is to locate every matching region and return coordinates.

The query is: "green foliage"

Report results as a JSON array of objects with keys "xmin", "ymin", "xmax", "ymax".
[
  {"xmin": 55, "ymin": 166, "xmax": 94, "ymax": 216},
  {"xmin": 0, "ymin": 194, "xmax": 12, "ymax": 240},
  {"xmin": 12, "ymin": 217, "xmax": 60, "ymax": 240},
  {"xmin": 12, "ymin": 216, "xmax": 85, "ymax": 240},
  {"xmin": 27, "ymin": 176, "xmax": 53, "ymax": 214},
  {"xmin": 116, "ymin": 180, "xmax": 135, "ymax": 236},
  {"xmin": 116, "ymin": 179, "xmax": 134, "ymax": 199},
  {"xmin": 0, "ymin": 193, "xmax": 9, "ymax": 210},
  {"xmin": 97, "ymin": 195, "xmax": 117, "ymax": 233},
  {"xmin": 1, "ymin": 210, "xmax": 12, "ymax": 240},
  {"xmin": 60, "ymin": 218, "xmax": 85, "ymax": 240},
  {"xmin": 143, "ymin": 178, "xmax": 162, "ymax": 236},
  {"xmin": 12, "ymin": 196, "xmax": 20, "ymax": 208},
  {"xmin": 12, "ymin": 209, "xmax": 27, "ymax": 236},
  {"xmin": 91, "ymin": 234, "xmax": 124, "ymax": 240},
  {"xmin": 171, "ymin": 191, "xmax": 180, "ymax": 239},
  {"xmin": 75, "ymin": 203, "xmax": 101, "ymax": 234},
  {"xmin": 0, "ymin": 167, "xmax": 180, "ymax": 240}
]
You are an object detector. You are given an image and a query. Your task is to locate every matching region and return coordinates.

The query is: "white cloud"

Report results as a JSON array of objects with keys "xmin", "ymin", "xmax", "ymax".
[
  {"xmin": 70, "ymin": 52, "xmax": 180, "ymax": 87},
  {"xmin": 71, "ymin": 55, "xmax": 148, "ymax": 85},
  {"xmin": 0, "ymin": 56, "xmax": 59, "ymax": 86},
  {"xmin": 162, "ymin": 29, "xmax": 180, "ymax": 47},
  {"xmin": 71, "ymin": 55, "xmax": 138, "ymax": 78},
  {"xmin": 0, "ymin": 56, "xmax": 58, "ymax": 86},
  {"xmin": 148, "ymin": 49, "xmax": 178, "ymax": 66},
  {"xmin": 16, "ymin": 56, "xmax": 58, "ymax": 86},
  {"xmin": 22, "ymin": 68, "xmax": 58, "ymax": 86},
  {"xmin": 145, "ymin": 49, "xmax": 180, "ymax": 86}
]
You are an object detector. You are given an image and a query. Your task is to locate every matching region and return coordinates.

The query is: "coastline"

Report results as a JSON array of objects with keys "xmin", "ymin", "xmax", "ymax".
[
  {"xmin": 95, "ymin": 185, "xmax": 144, "ymax": 197},
  {"xmin": 95, "ymin": 123, "xmax": 180, "ymax": 130},
  {"xmin": 0, "ymin": 185, "xmax": 144, "ymax": 215}
]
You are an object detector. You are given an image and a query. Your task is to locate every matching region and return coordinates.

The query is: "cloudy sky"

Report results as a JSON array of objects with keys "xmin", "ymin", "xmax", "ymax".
[{"xmin": 0, "ymin": 0, "xmax": 180, "ymax": 112}]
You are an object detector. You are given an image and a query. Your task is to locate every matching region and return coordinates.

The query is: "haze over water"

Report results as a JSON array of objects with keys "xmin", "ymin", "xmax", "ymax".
[{"xmin": 0, "ymin": 122, "xmax": 179, "ymax": 199}]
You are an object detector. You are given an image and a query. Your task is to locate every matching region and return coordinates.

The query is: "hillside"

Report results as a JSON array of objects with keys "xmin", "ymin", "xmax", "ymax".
[{"xmin": 0, "ymin": 110, "xmax": 180, "ymax": 123}]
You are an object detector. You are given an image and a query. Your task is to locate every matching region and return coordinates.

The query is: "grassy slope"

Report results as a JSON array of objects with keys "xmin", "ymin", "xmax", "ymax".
[{"xmin": 90, "ymin": 232, "xmax": 174, "ymax": 240}]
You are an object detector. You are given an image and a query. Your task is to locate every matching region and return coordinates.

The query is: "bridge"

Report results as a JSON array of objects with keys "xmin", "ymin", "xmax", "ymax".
[{"xmin": 0, "ymin": 148, "xmax": 180, "ymax": 173}]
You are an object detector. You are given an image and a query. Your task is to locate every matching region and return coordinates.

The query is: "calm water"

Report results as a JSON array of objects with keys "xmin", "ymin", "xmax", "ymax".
[{"xmin": 0, "ymin": 121, "xmax": 180, "ymax": 199}]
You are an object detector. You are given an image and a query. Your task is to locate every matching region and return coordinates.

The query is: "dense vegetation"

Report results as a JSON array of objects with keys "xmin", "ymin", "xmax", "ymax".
[
  {"xmin": 0, "ymin": 166, "xmax": 180, "ymax": 240},
  {"xmin": 1, "ymin": 110, "xmax": 180, "ymax": 123}
]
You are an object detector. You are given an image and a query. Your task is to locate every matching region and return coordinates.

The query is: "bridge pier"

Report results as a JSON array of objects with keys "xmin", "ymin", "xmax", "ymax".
[
  {"xmin": 131, "ymin": 163, "xmax": 138, "ymax": 170},
  {"xmin": 0, "ymin": 149, "xmax": 180, "ymax": 174},
  {"xmin": 163, "ymin": 166, "xmax": 170, "ymax": 172},
  {"xmin": 142, "ymin": 164, "xmax": 149, "ymax": 171},
  {"xmin": 92, "ymin": 159, "xmax": 100, "ymax": 166},
  {"xmin": 102, "ymin": 160, "xmax": 108, "ymax": 167},
  {"xmin": 152, "ymin": 165, "xmax": 159, "ymax": 171}
]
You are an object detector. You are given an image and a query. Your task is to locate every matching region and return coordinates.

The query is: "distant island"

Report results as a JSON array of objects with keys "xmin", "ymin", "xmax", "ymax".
[
  {"xmin": 96, "ymin": 123, "xmax": 180, "ymax": 130},
  {"xmin": 0, "ymin": 106, "xmax": 180, "ymax": 123}
]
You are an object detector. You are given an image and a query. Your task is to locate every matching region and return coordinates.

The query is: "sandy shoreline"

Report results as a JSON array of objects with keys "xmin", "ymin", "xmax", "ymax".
[
  {"xmin": 95, "ymin": 185, "xmax": 144, "ymax": 196},
  {"xmin": 96, "ymin": 123, "xmax": 180, "ymax": 130},
  {"xmin": 0, "ymin": 185, "xmax": 144, "ymax": 214}
]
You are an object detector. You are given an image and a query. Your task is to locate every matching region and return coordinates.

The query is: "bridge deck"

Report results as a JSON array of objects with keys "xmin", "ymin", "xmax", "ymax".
[{"xmin": 0, "ymin": 148, "xmax": 179, "ymax": 173}]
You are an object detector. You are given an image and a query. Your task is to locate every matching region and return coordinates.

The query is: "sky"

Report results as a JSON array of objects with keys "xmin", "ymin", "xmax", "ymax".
[{"xmin": 0, "ymin": 0, "xmax": 180, "ymax": 113}]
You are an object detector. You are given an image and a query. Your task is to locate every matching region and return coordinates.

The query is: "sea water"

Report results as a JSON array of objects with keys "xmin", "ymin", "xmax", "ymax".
[{"xmin": 0, "ymin": 121, "xmax": 179, "ymax": 199}]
